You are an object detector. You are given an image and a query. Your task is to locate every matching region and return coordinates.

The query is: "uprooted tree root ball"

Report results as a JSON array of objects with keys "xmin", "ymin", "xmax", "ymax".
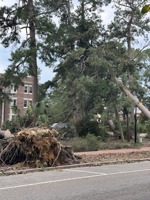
[{"xmin": 0, "ymin": 128, "xmax": 79, "ymax": 168}]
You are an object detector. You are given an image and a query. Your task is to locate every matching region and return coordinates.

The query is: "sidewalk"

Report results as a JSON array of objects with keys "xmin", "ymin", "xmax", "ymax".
[{"xmin": 74, "ymin": 146, "xmax": 150, "ymax": 156}]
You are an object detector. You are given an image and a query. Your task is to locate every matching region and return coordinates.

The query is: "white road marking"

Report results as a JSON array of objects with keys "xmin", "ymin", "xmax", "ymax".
[
  {"xmin": 108, "ymin": 168, "xmax": 150, "ymax": 176},
  {"xmin": 65, "ymin": 169, "xmax": 107, "ymax": 175},
  {"xmin": 0, "ymin": 168, "xmax": 150, "ymax": 191},
  {"xmin": 0, "ymin": 174, "xmax": 103, "ymax": 190}
]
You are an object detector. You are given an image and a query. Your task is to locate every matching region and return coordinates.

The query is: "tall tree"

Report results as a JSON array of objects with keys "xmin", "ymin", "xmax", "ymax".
[
  {"xmin": 109, "ymin": 0, "xmax": 150, "ymax": 105},
  {"xmin": 107, "ymin": 0, "xmax": 150, "ymax": 136},
  {"xmin": 28, "ymin": 0, "xmax": 38, "ymax": 103},
  {"xmin": 0, "ymin": 0, "xmax": 60, "ymax": 103},
  {"xmin": 50, "ymin": 0, "xmax": 112, "ymax": 124},
  {"xmin": 0, "ymin": 0, "xmax": 38, "ymax": 103}
]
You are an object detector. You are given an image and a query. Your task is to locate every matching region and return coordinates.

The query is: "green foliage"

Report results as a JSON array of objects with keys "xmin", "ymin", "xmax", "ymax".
[
  {"xmin": 2, "ymin": 100, "xmax": 49, "ymax": 131},
  {"xmin": 85, "ymin": 133, "xmax": 100, "ymax": 151},
  {"xmin": 1, "ymin": 0, "xmax": 150, "ymax": 133},
  {"xmin": 138, "ymin": 123, "xmax": 148, "ymax": 133},
  {"xmin": 146, "ymin": 122, "xmax": 150, "ymax": 134},
  {"xmin": 2, "ymin": 112, "xmax": 34, "ymax": 132},
  {"xmin": 2, "ymin": 96, "xmax": 75, "ymax": 133},
  {"xmin": 141, "ymin": 5, "xmax": 150, "ymax": 14},
  {"xmin": 2, "ymin": 120, "xmax": 17, "ymax": 133},
  {"xmin": 0, "ymin": 73, "xmax": 12, "ymax": 102},
  {"xmin": 76, "ymin": 118, "xmax": 100, "ymax": 137},
  {"xmin": 98, "ymin": 126, "xmax": 110, "ymax": 142},
  {"xmin": 72, "ymin": 134, "xmax": 100, "ymax": 152},
  {"xmin": 71, "ymin": 137, "xmax": 89, "ymax": 152}
]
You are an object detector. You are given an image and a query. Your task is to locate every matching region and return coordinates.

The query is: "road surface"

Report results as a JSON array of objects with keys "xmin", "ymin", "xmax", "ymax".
[{"xmin": 0, "ymin": 161, "xmax": 150, "ymax": 200}]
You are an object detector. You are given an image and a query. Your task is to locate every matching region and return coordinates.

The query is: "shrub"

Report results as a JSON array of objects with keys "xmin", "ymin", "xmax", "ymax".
[
  {"xmin": 2, "ymin": 121, "xmax": 15, "ymax": 132},
  {"xmin": 98, "ymin": 126, "xmax": 109, "ymax": 142},
  {"xmin": 146, "ymin": 121, "xmax": 150, "ymax": 137},
  {"xmin": 85, "ymin": 133, "xmax": 100, "ymax": 151},
  {"xmin": 72, "ymin": 134, "xmax": 99, "ymax": 152},
  {"xmin": 138, "ymin": 123, "xmax": 147, "ymax": 133},
  {"xmin": 71, "ymin": 137, "xmax": 89, "ymax": 152},
  {"xmin": 76, "ymin": 118, "xmax": 100, "ymax": 137}
]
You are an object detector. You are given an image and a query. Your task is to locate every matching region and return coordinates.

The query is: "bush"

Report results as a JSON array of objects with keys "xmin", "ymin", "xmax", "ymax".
[
  {"xmin": 138, "ymin": 123, "xmax": 147, "ymax": 133},
  {"xmin": 2, "ymin": 121, "xmax": 16, "ymax": 133},
  {"xmin": 71, "ymin": 137, "xmax": 89, "ymax": 152},
  {"xmin": 72, "ymin": 134, "xmax": 99, "ymax": 152},
  {"xmin": 98, "ymin": 126, "xmax": 109, "ymax": 142},
  {"xmin": 76, "ymin": 118, "xmax": 100, "ymax": 137},
  {"xmin": 86, "ymin": 133, "xmax": 100, "ymax": 151},
  {"xmin": 145, "ymin": 121, "xmax": 150, "ymax": 137}
]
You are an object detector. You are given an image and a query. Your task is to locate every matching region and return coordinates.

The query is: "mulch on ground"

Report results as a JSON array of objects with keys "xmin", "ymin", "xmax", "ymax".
[{"xmin": 75, "ymin": 147, "xmax": 150, "ymax": 164}]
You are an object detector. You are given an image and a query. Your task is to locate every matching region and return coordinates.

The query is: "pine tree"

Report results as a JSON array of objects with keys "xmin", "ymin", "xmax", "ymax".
[
  {"xmin": 50, "ymin": 0, "xmax": 112, "ymax": 124},
  {"xmin": 0, "ymin": 0, "xmax": 59, "ymax": 103},
  {"xmin": 107, "ymin": 0, "xmax": 150, "ymax": 137}
]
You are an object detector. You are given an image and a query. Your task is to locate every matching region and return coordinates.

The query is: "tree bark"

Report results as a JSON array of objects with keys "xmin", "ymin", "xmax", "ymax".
[
  {"xmin": 114, "ymin": 103, "xmax": 124, "ymax": 142},
  {"xmin": 114, "ymin": 77, "xmax": 150, "ymax": 119},
  {"xmin": 108, "ymin": 120, "xmax": 118, "ymax": 138},
  {"xmin": 72, "ymin": 92, "xmax": 80, "ymax": 125},
  {"xmin": 28, "ymin": 0, "xmax": 38, "ymax": 104}
]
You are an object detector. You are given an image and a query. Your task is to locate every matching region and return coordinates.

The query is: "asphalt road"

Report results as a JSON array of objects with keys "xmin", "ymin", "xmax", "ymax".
[{"xmin": 0, "ymin": 161, "xmax": 150, "ymax": 200}]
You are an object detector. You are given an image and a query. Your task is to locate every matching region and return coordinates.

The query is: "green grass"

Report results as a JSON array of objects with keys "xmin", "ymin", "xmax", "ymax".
[{"xmin": 60, "ymin": 137, "xmax": 150, "ymax": 152}]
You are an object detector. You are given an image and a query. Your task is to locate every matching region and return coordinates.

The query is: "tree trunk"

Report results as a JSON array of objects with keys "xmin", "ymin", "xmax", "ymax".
[
  {"xmin": 72, "ymin": 92, "xmax": 80, "ymax": 125},
  {"xmin": 28, "ymin": 0, "xmax": 38, "ymax": 104},
  {"xmin": 126, "ymin": 112, "xmax": 130, "ymax": 142},
  {"xmin": 108, "ymin": 120, "xmax": 118, "ymax": 138},
  {"xmin": 114, "ymin": 103, "xmax": 124, "ymax": 142},
  {"xmin": 114, "ymin": 77, "xmax": 150, "ymax": 119}
]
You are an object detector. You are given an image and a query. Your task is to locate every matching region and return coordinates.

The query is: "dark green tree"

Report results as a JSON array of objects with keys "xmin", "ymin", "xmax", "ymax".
[
  {"xmin": 107, "ymin": 0, "xmax": 150, "ymax": 138},
  {"xmin": 49, "ymin": 0, "xmax": 112, "ymax": 125},
  {"xmin": 0, "ymin": 0, "xmax": 39, "ymax": 103},
  {"xmin": 0, "ymin": 0, "xmax": 62, "ymax": 103}
]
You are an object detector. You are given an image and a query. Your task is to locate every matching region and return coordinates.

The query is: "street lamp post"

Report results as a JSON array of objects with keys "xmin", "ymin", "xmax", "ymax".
[{"xmin": 134, "ymin": 106, "xmax": 137, "ymax": 144}]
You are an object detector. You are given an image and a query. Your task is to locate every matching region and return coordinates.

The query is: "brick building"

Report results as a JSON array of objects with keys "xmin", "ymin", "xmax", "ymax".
[{"xmin": 0, "ymin": 76, "xmax": 33, "ymax": 128}]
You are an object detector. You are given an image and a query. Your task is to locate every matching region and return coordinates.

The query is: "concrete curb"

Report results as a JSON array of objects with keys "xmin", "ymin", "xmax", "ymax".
[{"xmin": 1, "ymin": 157, "xmax": 150, "ymax": 176}]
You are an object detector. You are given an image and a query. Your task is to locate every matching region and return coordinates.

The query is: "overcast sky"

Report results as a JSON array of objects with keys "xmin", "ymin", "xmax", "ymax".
[{"xmin": 0, "ymin": 0, "xmax": 114, "ymax": 83}]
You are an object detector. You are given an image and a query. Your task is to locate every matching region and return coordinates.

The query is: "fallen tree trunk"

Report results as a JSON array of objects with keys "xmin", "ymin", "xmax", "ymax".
[{"xmin": 114, "ymin": 77, "xmax": 150, "ymax": 119}]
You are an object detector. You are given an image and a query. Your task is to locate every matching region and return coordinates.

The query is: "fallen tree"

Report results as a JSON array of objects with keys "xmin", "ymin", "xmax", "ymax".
[
  {"xmin": 114, "ymin": 77, "xmax": 150, "ymax": 119},
  {"xmin": 0, "ymin": 128, "xmax": 78, "ymax": 167}
]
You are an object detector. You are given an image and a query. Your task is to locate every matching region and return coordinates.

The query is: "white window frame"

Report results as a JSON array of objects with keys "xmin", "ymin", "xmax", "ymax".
[
  {"xmin": 29, "ymin": 100, "xmax": 32, "ymax": 106},
  {"xmin": 28, "ymin": 86, "xmax": 32, "ymax": 94},
  {"xmin": 24, "ymin": 84, "xmax": 32, "ymax": 94},
  {"xmin": 24, "ymin": 99, "xmax": 28, "ymax": 108},
  {"xmin": 24, "ymin": 85, "xmax": 28, "ymax": 94},
  {"xmin": 9, "ymin": 98, "xmax": 17, "ymax": 120},
  {"xmin": 24, "ymin": 99, "xmax": 32, "ymax": 108},
  {"xmin": 11, "ymin": 84, "xmax": 17, "ymax": 93},
  {"xmin": 10, "ymin": 98, "xmax": 17, "ymax": 107}
]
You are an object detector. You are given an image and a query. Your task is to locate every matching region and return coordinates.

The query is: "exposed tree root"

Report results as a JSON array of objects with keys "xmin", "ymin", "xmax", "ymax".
[{"xmin": 0, "ymin": 128, "xmax": 78, "ymax": 167}]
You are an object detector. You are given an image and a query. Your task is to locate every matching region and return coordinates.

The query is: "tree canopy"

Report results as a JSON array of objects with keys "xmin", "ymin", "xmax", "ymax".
[{"xmin": 0, "ymin": 0, "xmax": 150, "ymax": 137}]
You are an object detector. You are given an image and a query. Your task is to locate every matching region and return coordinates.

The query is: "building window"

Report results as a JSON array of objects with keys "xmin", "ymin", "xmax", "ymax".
[
  {"xmin": 24, "ymin": 99, "xmax": 32, "ymax": 108},
  {"xmin": 24, "ymin": 85, "xmax": 32, "ymax": 94},
  {"xmin": 29, "ymin": 100, "xmax": 32, "ymax": 106},
  {"xmin": 29, "ymin": 86, "xmax": 32, "ymax": 94},
  {"xmin": 24, "ymin": 100, "xmax": 28, "ymax": 108},
  {"xmin": 13, "ymin": 99, "xmax": 17, "ymax": 106},
  {"xmin": 9, "ymin": 98, "xmax": 17, "ymax": 120},
  {"xmin": 24, "ymin": 86, "xmax": 28, "ymax": 93},
  {"xmin": 10, "ymin": 99, "xmax": 17, "ymax": 107},
  {"xmin": 11, "ymin": 84, "xmax": 17, "ymax": 93}
]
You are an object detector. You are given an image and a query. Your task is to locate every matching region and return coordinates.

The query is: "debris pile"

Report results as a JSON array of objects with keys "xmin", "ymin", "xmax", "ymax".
[{"xmin": 0, "ymin": 128, "xmax": 78, "ymax": 168}]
